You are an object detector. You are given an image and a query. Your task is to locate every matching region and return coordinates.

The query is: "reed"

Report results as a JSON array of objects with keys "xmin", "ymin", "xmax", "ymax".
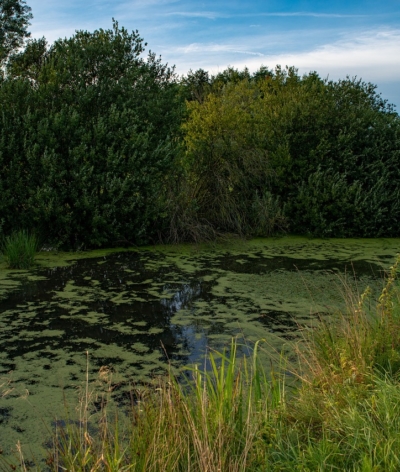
[
  {"xmin": 281, "ymin": 254, "xmax": 400, "ymax": 470},
  {"xmin": 47, "ymin": 339, "xmax": 285, "ymax": 471},
  {"xmin": 1, "ymin": 230, "xmax": 39, "ymax": 269}
]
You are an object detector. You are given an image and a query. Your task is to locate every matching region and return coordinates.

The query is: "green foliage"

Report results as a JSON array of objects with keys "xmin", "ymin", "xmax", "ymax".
[
  {"xmin": 2, "ymin": 21, "xmax": 399, "ymax": 245},
  {"xmin": 6, "ymin": 35, "xmax": 46, "ymax": 80},
  {"xmin": 177, "ymin": 77, "xmax": 288, "ymax": 240},
  {"xmin": 46, "ymin": 339, "xmax": 283, "ymax": 472},
  {"xmin": 282, "ymin": 73, "xmax": 400, "ymax": 236},
  {"xmin": 180, "ymin": 68, "xmax": 211, "ymax": 103},
  {"xmin": 0, "ymin": 20, "xmax": 183, "ymax": 248},
  {"xmin": 0, "ymin": 0, "xmax": 32, "ymax": 65},
  {"xmin": 180, "ymin": 65, "xmax": 400, "ymax": 239},
  {"xmin": 1, "ymin": 229, "xmax": 38, "ymax": 268},
  {"xmin": 250, "ymin": 190, "xmax": 288, "ymax": 236}
]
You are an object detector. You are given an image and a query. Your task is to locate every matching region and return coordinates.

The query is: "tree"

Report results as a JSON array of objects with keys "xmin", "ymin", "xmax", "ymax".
[
  {"xmin": 180, "ymin": 65, "xmax": 400, "ymax": 238},
  {"xmin": 180, "ymin": 77, "xmax": 287, "ymax": 236},
  {"xmin": 6, "ymin": 36, "xmax": 46, "ymax": 81},
  {"xmin": 0, "ymin": 20, "xmax": 183, "ymax": 248},
  {"xmin": 0, "ymin": 0, "xmax": 32, "ymax": 65},
  {"xmin": 180, "ymin": 68, "xmax": 211, "ymax": 103}
]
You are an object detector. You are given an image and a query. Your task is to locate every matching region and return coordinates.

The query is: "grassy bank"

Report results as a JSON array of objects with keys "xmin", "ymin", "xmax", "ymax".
[{"xmin": 4, "ymin": 256, "xmax": 400, "ymax": 471}]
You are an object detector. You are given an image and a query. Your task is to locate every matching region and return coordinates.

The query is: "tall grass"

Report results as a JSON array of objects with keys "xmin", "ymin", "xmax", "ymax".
[
  {"xmin": 11, "ymin": 255, "xmax": 400, "ymax": 471},
  {"xmin": 282, "ymin": 255, "xmax": 400, "ymax": 470},
  {"xmin": 1, "ymin": 230, "xmax": 39, "ymax": 269},
  {"xmin": 48, "ymin": 340, "xmax": 284, "ymax": 471}
]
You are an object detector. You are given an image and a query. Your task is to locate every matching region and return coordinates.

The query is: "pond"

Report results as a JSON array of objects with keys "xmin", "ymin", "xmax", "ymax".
[{"xmin": 0, "ymin": 236, "xmax": 399, "ymax": 462}]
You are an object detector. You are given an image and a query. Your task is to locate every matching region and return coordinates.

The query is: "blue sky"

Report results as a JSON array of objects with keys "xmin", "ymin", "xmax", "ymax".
[{"xmin": 27, "ymin": 0, "xmax": 400, "ymax": 109}]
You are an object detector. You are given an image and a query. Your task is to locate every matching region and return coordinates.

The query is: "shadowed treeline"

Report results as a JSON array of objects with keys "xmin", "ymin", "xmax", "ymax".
[{"xmin": 1, "ymin": 3, "xmax": 399, "ymax": 249}]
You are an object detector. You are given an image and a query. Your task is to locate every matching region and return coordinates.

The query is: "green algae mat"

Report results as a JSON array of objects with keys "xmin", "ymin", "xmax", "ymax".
[{"xmin": 0, "ymin": 236, "xmax": 399, "ymax": 462}]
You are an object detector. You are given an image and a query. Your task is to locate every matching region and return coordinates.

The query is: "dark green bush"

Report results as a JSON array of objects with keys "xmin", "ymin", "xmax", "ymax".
[
  {"xmin": 282, "ymin": 74, "xmax": 400, "ymax": 236},
  {"xmin": 0, "ymin": 21, "xmax": 183, "ymax": 249}
]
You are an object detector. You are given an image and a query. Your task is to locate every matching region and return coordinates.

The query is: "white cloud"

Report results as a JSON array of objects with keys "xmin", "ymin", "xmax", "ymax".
[
  {"xmin": 24, "ymin": 1, "xmax": 400, "ymax": 108},
  {"xmin": 165, "ymin": 11, "xmax": 226, "ymax": 19},
  {"xmin": 161, "ymin": 10, "xmax": 369, "ymax": 21},
  {"xmin": 169, "ymin": 28, "xmax": 400, "ymax": 85},
  {"xmin": 261, "ymin": 29, "xmax": 400, "ymax": 83},
  {"xmin": 178, "ymin": 43, "xmax": 264, "ymax": 57},
  {"xmin": 109, "ymin": 0, "xmax": 181, "ymax": 10},
  {"xmin": 256, "ymin": 11, "xmax": 368, "ymax": 18}
]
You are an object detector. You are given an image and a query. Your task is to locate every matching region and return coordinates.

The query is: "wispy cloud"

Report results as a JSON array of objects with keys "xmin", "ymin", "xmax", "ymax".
[
  {"xmin": 166, "ymin": 28, "xmax": 400, "ymax": 97},
  {"xmin": 164, "ymin": 10, "xmax": 368, "ymax": 20},
  {"xmin": 179, "ymin": 43, "xmax": 265, "ymax": 57},
  {"xmin": 257, "ymin": 11, "xmax": 368, "ymax": 18},
  {"xmin": 264, "ymin": 29, "xmax": 400, "ymax": 82},
  {"xmin": 165, "ymin": 11, "xmax": 227, "ymax": 20},
  {"xmin": 164, "ymin": 28, "xmax": 400, "ymax": 107},
  {"xmin": 119, "ymin": 0, "xmax": 180, "ymax": 7},
  {"xmin": 26, "ymin": 0, "xmax": 400, "ymax": 108}
]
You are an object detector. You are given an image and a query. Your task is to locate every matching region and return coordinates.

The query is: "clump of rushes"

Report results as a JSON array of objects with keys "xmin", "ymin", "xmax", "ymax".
[{"xmin": 2, "ymin": 230, "xmax": 39, "ymax": 269}]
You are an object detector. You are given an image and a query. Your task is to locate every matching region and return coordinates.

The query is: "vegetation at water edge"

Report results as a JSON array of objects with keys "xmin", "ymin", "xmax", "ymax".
[{"xmin": 1, "ymin": 229, "xmax": 38, "ymax": 269}]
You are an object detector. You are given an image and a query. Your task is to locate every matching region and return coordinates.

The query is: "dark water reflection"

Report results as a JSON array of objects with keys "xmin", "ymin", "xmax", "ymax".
[{"xmin": 0, "ymin": 250, "xmax": 388, "ymax": 365}]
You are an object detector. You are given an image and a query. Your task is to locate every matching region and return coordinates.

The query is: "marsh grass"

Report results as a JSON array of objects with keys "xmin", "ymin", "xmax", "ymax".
[
  {"xmin": 1, "ymin": 230, "xmax": 39, "ymax": 269},
  {"xmin": 282, "ymin": 255, "xmax": 400, "ymax": 470},
  {"xmin": 47, "ymin": 341, "xmax": 285, "ymax": 471},
  {"xmin": 12, "ymin": 255, "xmax": 400, "ymax": 471},
  {"xmin": 298, "ymin": 257, "xmax": 400, "ymax": 393}
]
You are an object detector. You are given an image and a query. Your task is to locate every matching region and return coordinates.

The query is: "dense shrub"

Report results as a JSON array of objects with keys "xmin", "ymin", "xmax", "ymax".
[
  {"xmin": 1, "ymin": 20, "xmax": 399, "ymax": 246},
  {"xmin": 180, "ymin": 66, "xmax": 400, "ymax": 238},
  {"xmin": 0, "ymin": 21, "xmax": 183, "ymax": 248}
]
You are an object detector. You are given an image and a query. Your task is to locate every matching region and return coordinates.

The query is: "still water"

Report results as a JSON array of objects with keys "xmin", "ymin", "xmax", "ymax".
[{"xmin": 0, "ymin": 237, "xmax": 398, "ymax": 462}]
